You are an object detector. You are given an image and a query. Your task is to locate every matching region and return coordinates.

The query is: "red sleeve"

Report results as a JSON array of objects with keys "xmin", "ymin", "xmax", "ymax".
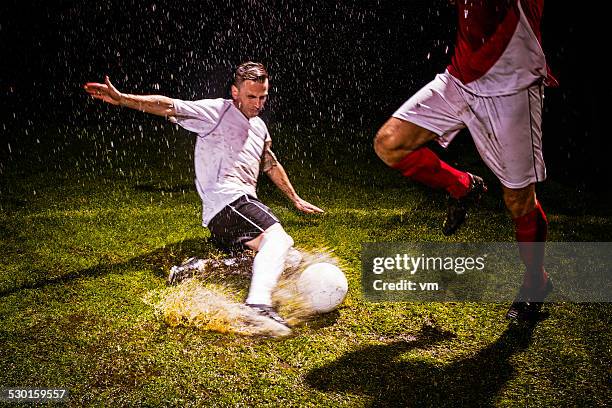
[
  {"xmin": 520, "ymin": 0, "xmax": 559, "ymax": 86},
  {"xmin": 520, "ymin": 0, "xmax": 544, "ymax": 43}
]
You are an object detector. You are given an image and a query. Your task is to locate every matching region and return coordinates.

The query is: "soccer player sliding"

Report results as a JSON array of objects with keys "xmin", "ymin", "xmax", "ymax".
[{"xmin": 84, "ymin": 62, "xmax": 323, "ymax": 331}]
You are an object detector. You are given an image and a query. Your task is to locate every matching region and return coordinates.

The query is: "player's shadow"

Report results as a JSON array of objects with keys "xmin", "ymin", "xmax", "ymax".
[
  {"xmin": 0, "ymin": 238, "xmax": 223, "ymax": 297},
  {"xmin": 306, "ymin": 320, "xmax": 539, "ymax": 408}
]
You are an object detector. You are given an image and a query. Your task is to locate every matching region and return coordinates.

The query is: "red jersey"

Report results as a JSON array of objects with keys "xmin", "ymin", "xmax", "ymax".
[{"xmin": 447, "ymin": 0, "xmax": 556, "ymax": 96}]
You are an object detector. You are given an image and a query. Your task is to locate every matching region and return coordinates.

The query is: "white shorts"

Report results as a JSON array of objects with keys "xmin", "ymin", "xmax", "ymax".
[{"xmin": 392, "ymin": 71, "xmax": 546, "ymax": 189}]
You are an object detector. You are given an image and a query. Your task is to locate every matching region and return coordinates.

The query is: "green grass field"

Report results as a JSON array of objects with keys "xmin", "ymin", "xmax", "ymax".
[{"xmin": 1, "ymin": 123, "xmax": 610, "ymax": 407}]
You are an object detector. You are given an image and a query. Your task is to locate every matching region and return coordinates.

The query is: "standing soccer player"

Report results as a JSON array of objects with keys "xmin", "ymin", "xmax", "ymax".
[
  {"xmin": 84, "ymin": 62, "xmax": 323, "ymax": 329},
  {"xmin": 374, "ymin": 0, "xmax": 555, "ymax": 319}
]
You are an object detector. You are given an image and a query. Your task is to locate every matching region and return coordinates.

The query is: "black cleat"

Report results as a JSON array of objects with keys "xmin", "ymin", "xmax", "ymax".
[
  {"xmin": 442, "ymin": 173, "xmax": 487, "ymax": 236},
  {"xmin": 167, "ymin": 257, "xmax": 205, "ymax": 285},
  {"xmin": 246, "ymin": 303, "xmax": 290, "ymax": 328},
  {"xmin": 506, "ymin": 278, "xmax": 554, "ymax": 320},
  {"xmin": 505, "ymin": 287, "xmax": 531, "ymax": 320}
]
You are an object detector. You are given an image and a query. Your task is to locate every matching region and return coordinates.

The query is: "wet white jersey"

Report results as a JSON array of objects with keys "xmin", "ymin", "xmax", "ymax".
[{"xmin": 171, "ymin": 98, "xmax": 270, "ymax": 226}]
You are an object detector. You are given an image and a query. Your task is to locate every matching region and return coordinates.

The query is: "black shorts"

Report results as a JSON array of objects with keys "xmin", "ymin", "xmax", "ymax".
[{"xmin": 208, "ymin": 195, "xmax": 279, "ymax": 251}]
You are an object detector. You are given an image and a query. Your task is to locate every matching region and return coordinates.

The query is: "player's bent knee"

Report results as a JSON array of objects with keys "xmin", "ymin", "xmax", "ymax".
[
  {"xmin": 374, "ymin": 127, "xmax": 403, "ymax": 165},
  {"xmin": 374, "ymin": 127, "xmax": 394, "ymax": 153},
  {"xmin": 375, "ymin": 120, "xmax": 433, "ymax": 166}
]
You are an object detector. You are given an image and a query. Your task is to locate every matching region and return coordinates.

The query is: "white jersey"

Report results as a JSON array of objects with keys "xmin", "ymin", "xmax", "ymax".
[{"xmin": 171, "ymin": 98, "xmax": 271, "ymax": 226}]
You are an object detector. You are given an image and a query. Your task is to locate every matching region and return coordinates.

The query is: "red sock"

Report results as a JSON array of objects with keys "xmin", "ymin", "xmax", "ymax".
[
  {"xmin": 514, "ymin": 201, "xmax": 549, "ymax": 289},
  {"xmin": 392, "ymin": 147, "xmax": 471, "ymax": 198}
]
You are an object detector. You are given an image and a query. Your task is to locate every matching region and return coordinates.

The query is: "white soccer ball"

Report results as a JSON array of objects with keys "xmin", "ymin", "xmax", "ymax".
[{"xmin": 296, "ymin": 262, "xmax": 348, "ymax": 313}]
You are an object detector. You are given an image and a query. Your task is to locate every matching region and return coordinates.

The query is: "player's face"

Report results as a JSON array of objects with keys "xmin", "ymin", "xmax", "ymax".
[{"xmin": 232, "ymin": 79, "xmax": 269, "ymax": 119}]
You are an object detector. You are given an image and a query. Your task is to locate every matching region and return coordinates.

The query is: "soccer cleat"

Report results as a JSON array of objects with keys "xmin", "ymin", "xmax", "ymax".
[
  {"xmin": 167, "ymin": 257, "xmax": 205, "ymax": 285},
  {"xmin": 246, "ymin": 303, "xmax": 290, "ymax": 328},
  {"xmin": 506, "ymin": 277, "xmax": 554, "ymax": 320},
  {"xmin": 505, "ymin": 287, "xmax": 531, "ymax": 320},
  {"xmin": 442, "ymin": 173, "xmax": 487, "ymax": 236}
]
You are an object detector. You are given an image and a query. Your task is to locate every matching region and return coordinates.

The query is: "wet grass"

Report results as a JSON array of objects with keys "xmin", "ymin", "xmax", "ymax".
[{"xmin": 1, "ymin": 123, "xmax": 611, "ymax": 407}]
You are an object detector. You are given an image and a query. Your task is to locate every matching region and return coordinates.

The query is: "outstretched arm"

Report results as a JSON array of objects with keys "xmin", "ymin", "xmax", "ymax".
[
  {"xmin": 83, "ymin": 76, "xmax": 176, "ymax": 117},
  {"xmin": 262, "ymin": 143, "xmax": 324, "ymax": 214}
]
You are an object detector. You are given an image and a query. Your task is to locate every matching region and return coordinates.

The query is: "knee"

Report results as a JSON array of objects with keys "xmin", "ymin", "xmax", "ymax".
[
  {"xmin": 374, "ymin": 126, "xmax": 402, "ymax": 165},
  {"xmin": 375, "ymin": 120, "xmax": 432, "ymax": 166},
  {"xmin": 503, "ymin": 187, "xmax": 536, "ymax": 218}
]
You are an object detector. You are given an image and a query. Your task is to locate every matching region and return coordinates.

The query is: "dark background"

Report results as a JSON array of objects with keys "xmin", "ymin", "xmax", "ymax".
[{"xmin": 0, "ymin": 0, "xmax": 607, "ymax": 190}]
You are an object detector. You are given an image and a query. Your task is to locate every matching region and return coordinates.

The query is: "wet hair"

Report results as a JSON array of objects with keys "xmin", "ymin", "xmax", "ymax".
[{"xmin": 234, "ymin": 62, "xmax": 268, "ymax": 88}]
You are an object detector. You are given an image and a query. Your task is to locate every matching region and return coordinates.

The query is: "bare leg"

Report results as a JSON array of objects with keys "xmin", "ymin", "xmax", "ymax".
[
  {"xmin": 502, "ymin": 184, "xmax": 537, "ymax": 218},
  {"xmin": 374, "ymin": 117, "xmax": 438, "ymax": 166},
  {"xmin": 375, "ymin": 117, "xmax": 484, "ymax": 235},
  {"xmin": 374, "ymin": 117, "xmax": 472, "ymax": 198}
]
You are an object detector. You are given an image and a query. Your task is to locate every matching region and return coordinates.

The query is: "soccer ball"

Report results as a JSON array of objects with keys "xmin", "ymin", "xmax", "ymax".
[{"xmin": 296, "ymin": 262, "xmax": 348, "ymax": 313}]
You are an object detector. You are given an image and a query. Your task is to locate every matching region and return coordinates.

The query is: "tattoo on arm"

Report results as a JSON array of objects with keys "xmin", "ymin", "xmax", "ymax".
[{"xmin": 262, "ymin": 141, "xmax": 279, "ymax": 173}]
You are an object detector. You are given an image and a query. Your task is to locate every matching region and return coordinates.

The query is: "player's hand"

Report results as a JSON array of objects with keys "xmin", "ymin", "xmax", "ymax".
[
  {"xmin": 83, "ymin": 75, "xmax": 122, "ymax": 105},
  {"xmin": 293, "ymin": 197, "xmax": 324, "ymax": 214}
]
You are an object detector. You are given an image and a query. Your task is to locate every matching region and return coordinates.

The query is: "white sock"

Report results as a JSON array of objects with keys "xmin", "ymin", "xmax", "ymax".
[{"xmin": 246, "ymin": 223, "xmax": 294, "ymax": 306}]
